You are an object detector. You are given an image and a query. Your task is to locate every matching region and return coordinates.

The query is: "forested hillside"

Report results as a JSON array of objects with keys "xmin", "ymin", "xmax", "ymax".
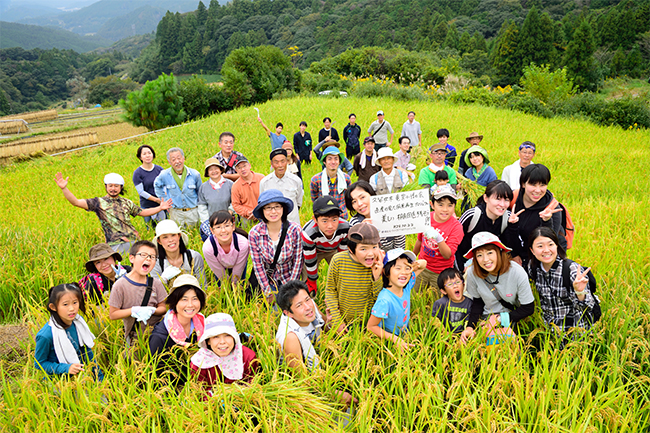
[
  {"xmin": 0, "ymin": 21, "xmax": 111, "ymax": 52},
  {"xmin": 131, "ymin": 0, "xmax": 650, "ymax": 86}
]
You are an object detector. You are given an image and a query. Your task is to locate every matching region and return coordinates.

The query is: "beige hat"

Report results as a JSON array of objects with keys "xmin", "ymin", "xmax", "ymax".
[
  {"xmin": 85, "ymin": 243, "xmax": 122, "ymax": 273},
  {"xmin": 169, "ymin": 274, "xmax": 205, "ymax": 297},
  {"xmin": 204, "ymin": 158, "xmax": 225, "ymax": 177},
  {"xmin": 152, "ymin": 219, "xmax": 189, "ymax": 249},
  {"xmin": 466, "ymin": 132, "xmax": 483, "ymax": 143}
]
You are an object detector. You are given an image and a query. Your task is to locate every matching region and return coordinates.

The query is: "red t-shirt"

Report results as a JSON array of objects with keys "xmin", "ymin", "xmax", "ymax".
[{"xmin": 417, "ymin": 212, "xmax": 463, "ymax": 273}]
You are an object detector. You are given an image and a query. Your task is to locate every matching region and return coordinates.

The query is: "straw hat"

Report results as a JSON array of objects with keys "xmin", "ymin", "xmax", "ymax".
[
  {"xmin": 465, "ymin": 132, "xmax": 483, "ymax": 143},
  {"xmin": 204, "ymin": 158, "xmax": 225, "ymax": 177}
]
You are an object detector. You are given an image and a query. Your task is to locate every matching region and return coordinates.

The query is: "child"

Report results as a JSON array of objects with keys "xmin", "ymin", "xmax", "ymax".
[
  {"xmin": 79, "ymin": 243, "xmax": 131, "ymax": 304},
  {"xmin": 431, "ymin": 268, "xmax": 472, "ymax": 333},
  {"xmin": 34, "ymin": 283, "xmax": 104, "ymax": 380},
  {"xmin": 413, "ymin": 185, "xmax": 464, "ymax": 293},
  {"xmin": 202, "ymin": 210, "xmax": 250, "ymax": 286},
  {"xmin": 191, "ymin": 313, "xmax": 258, "ymax": 395},
  {"xmin": 436, "ymin": 128, "xmax": 457, "ymax": 167},
  {"xmin": 463, "ymin": 145, "xmax": 497, "ymax": 187},
  {"xmin": 367, "ymin": 249, "xmax": 426, "ymax": 350},
  {"xmin": 108, "ymin": 240, "xmax": 168, "ymax": 345},
  {"xmin": 434, "ymin": 170, "xmax": 449, "ymax": 186}
]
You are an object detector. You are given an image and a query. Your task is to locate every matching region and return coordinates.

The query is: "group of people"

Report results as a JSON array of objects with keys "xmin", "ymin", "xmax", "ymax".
[{"xmin": 38, "ymin": 110, "xmax": 600, "ymax": 405}]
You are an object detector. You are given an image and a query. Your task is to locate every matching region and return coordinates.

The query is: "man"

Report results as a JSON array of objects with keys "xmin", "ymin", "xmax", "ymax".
[
  {"xmin": 258, "ymin": 116, "xmax": 287, "ymax": 150},
  {"xmin": 54, "ymin": 172, "xmax": 171, "ymax": 254},
  {"xmin": 154, "ymin": 147, "xmax": 203, "ymax": 228},
  {"xmin": 231, "ymin": 155, "xmax": 264, "ymax": 226},
  {"xmin": 458, "ymin": 132, "xmax": 483, "ymax": 176},
  {"xmin": 310, "ymin": 146, "xmax": 351, "ymax": 219},
  {"xmin": 400, "ymin": 111, "xmax": 422, "ymax": 149},
  {"xmin": 302, "ymin": 196, "xmax": 350, "ymax": 296},
  {"xmin": 259, "ymin": 148, "xmax": 303, "ymax": 225},
  {"xmin": 352, "ymin": 136, "xmax": 381, "ymax": 183},
  {"xmin": 418, "ymin": 143, "xmax": 458, "ymax": 190},
  {"xmin": 318, "ymin": 117, "xmax": 339, "ymax": 143},
  {"xmin": 343, "ymin": 113, "xmax": 362, "ymax": 160},
  {"xmin": 211, "ymin": 131, "xmax": 245, "ymax": 181},
  {"xmin": 293, "ymin": 121, "xmax": 312, "ymax": 164},
  {"xmin": 501, "ymin": 141, "xmax": 536, "ymax": 190},
  {"xmin": 367, "ymin": 110, "xmax": 394, "ymax": 151}
]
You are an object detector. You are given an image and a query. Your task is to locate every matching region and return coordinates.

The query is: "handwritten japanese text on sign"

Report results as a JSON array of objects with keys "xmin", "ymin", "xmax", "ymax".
[{"xmin": 369, "ymin": 189, "xmax": 430, "ymax": 237}]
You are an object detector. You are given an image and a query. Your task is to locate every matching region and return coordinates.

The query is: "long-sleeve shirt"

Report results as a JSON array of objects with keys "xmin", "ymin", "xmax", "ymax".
[
  {"xmin": 309, "ymin": 171, "xmax": 351, "ymax": 219},
  {"xmin": 34, "ymin": 322, "xmax": 101, "ymax": 378},
  {"xmin": 325, "ymin": 251, "xmax": 383, "ymax": 326},
  {"xmin": 301, "ymin": 218, "xmax": 349, "ymax": 282},
  {"xmin": 197, "ymin": 178, "xmax": 233, "ymax": 222},
  {"xmin": 313, "ymin": 139, "xmax": 353, "ymax": 174},
  {"xmin": 249, "ymin": 221, "xmax": 304, "ymax": 296},
  {"xmin": 202, "ymin": 233, "xmax": 250, "ymax": 280},
  {"xmin": 259, "ymin": 171, "xmax": 303, "ymax": 225},
  {"xmin": 293, "ymin": 131, "xmax": 313, "ymax": 162},
  {"xmin": 231, "ymin": 172, "xmax": 264, "ymax": 220},
  {"xmin": 133, "ymin": 165, "xmax": 164, "ymax": 209},
  {"xmin": 153, "ymin": 166, "xmax": 202, "ymax": 209}
]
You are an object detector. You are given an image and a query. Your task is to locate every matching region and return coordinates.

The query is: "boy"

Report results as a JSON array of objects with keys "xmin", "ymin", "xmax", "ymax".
[
  {"xmin": 108, "ymin": 240, "xmax": 167, "ymax": 345},
  {"xmin": 325, "ymin": 223, "xmax": 384, "ymax": 335},
  {"xmin": 431, "ymin": 268, "xmax": 472, "ymax": 333},
  {"xmin": 436, "ymin": 128, "xmax": 457, "ymax": 167},
  {"xmin": 293, "ymin": 121, "xmax": 312, "ymax": 164},
  {"xmin": 434, "ymin": 170, "xmax": 449, "ymax": 186},
  {"xmin": 302, "ymin": 196, "xmax": 350, "ymax": 296},
  {"xmin": 413, "ymin": 185, "xmax": 463, "ymax": 293},
  {"xmin": 309, "ymin": 147, "xmax": 352, "ymax": 219}
]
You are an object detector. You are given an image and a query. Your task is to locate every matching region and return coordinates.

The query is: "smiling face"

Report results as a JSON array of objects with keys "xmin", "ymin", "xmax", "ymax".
[
  {"xmin": 432, "ymin": 197, "xmax": 455, "ymax": 223},
  {"xmin": 207, "ymin": 165, "xmax": 222, "ymax": 182},
  {"xmin": 323, "ymin": 119, "xmax": 331, "ymax": 129},
  {"xmin": 271, "ymin": 154, "xmax": 288, "ymax": 177},
  {"xmin": 209, "ymin": 334, "xmax": 235, "ymax": 357},
  {"xmin": 430, "ymin": 150, "xmax": 446, "ymax": 166},
  {"xmin": 286, "ymin": 289, "xmax": 316, "ymax": 326},
  {"xmin": 363, "ymin": 140, "xmax": 375, "ymax": 155},
  {"xmin": 105, "ymin": 183, "xmax": 122, "ymax": 197},
  {"xmin": 523, "ymin": 181, "xmax": 547, "ymax": 204},
  {"xmin": 484, "ymin": 193, "xmax": 510, "ymax": 218},
  {"xmin": 379, "ymin": 156, "xmax": 394, "ymax": 171},
  {"xmin": 93, "ymin": 256, "xmax": 116, "ymax": 277},
  {"xmin": 158, "ymin": 233, "xmax": 181, "ymax": 254},
  {"xmin": 168, "ymin": 151, "xmax": 185, "ymax": 174},
  {"xmin": 351, "ymin": 243, "xmax": 380, "ymax": 268},
  {"xmin": 140, "ymin": 147, "xmax": 154, "ymax": 164},
  {"xmin": 388, "ymin": 257, "xmax": 412, "ymax": 289},
  {"xmin": 350, "ymin": 187, "xmax": 371, "ymax": 218},
  {"xmin": 174, "ymin": 288, "xmax": 201, "ymax": 321},
  {"xmin": 441, "ymin": 276, "xmax": 464, "ymax": 303},
  {"xmin": 211, "ymin": 220, "xmax": 235, "ymax": 244},
  {"xmin": 399, "ymin": 138, "xmax": 410, "ymax": 152},
  {"xmin": 235, "ymin": 161, "xmax": 251, "ymax": 178},
  {"xmin": 130, "ymin": 245, "xmax": 157, "ymax": 276},
  {"xmin": 263, "ymin": 202, "xmax": 284, "ymax": 223},
  {"xmin": 519, "ymin": 147, "xmax": 535, "ymax": 165},
  {"xmin": 437, "ymin": 135, "xmax": 448, "ymax": 145},
  {"xmin": 325, "ymin": 154, "xmax": 340, "ymax": 171},
  {"xmin": 530, "ymin": 235, "xmax": 558, "ymax": 268},
  {"xmin": 469, "ymin": 152, "xmax": 484, "ymax": 169},
  {"xmin": 474, "ymin": 246, "xmax": 500, "ymax": 274},
  {"xmin": 50, "ymin": 291, "xmax": 80, "ymax": 326}
]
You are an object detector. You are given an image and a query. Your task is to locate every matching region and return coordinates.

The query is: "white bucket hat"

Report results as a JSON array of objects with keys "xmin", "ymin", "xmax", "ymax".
[
  {"xmin": 152, "ymin": 219, "xmax": 189, "ymax": 247},
  {"xmin": 197, "ymin": 313, "xmax": 241, "ymax": 349},
  {"xmin": 377, "ymin": 147, "xmax": 397, "ymax": 161}
]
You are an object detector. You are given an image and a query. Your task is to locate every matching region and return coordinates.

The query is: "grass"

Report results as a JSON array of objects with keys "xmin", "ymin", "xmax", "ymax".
[{"xmin": 1, "ymin": 96, "xmax": 650, "ymax": 431}]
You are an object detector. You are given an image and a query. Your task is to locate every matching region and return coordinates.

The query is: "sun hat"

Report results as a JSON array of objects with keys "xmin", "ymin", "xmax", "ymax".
[
  {"xmin": 383, "ymin": 248, "xmax": 417, "ymax": 265},
  {"xmin": 85, "ymin": 243, "xmax": 122, "ymax": 273},
  {"xmin": 282, "ymin": 141, "xmax": 293, "ymax": 150},
  {"xmin": 153, "ymin": 219, "xmax": 189, "ymax": 248},
  {"xmin": 377, "ymin": 147, "xmax": 397, "ymax": 161},
  {"xmin": 431, "ymin": 184, "xmax": 458, "ymax": 200},
  {"xmin": 204, "ymin": 158, "xmax": 225, "ymax": 177},
  {"xmin": 313, "ymin": 195, "xmax": 341, "ymax": 216},
  {"xmin": 233, "ymin": 155, "xmax": 249, "ymax": 168},
  {"xmin": 169, "ymin": 274, "xmax": 205, "ymax": 296},
  {"xmin": 252, "ymin": 189, "xmax": 294, "ymax": 220},
  {"xmin": 103, "ymin": 173, "xmax": 124, "ymax": 185},
  {"xmin": 463, "ymin": 232, "xmax": 512, "ymax": 259},
  {"xmin": 269, "ymin": 148, "xmax": 288, "ymax": 160},
  {"xmin": 319, "ymin": 146, "xmax": 343, "ymax": 164},
  {"xmin": 348, "ymin": 223, "xmax": 380, "ymax": 245},
  {"xmin": 322, "ymin": 141, "xmax": 341, "ymax": 150},
  {"xmin": 465, "ymin": 132, "xmax": 483, "ymax": 143},
  {"xmin": 429, "ymin": 143, "xmax": 448, "ymax": 153},
  {"xmin": 464, "ymin": 145, "xmax": 490, "ymax": 166},
  {"xmin": 197, "ymin": 313, "xmax": 241, "ymax": 350}
]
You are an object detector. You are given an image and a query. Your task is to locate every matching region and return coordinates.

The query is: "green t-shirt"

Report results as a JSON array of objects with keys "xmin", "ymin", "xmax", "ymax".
[{"xmin": 418, "ymin": 165, "xmax": 457, "ymax": 187}]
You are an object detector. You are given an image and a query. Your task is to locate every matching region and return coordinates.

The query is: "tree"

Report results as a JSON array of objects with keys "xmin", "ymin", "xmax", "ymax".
[
  {"xmin": 66, "ymin": 75, "xmax": 89, "ymax": 107},
  {"xmin": 492, "ymin": 20, "xmax": 520, "ymax": 86},
  {"xmin": 0, "ymin": 89, "xmax": 11, "ymax": 115},
  {"xmin": 120, "ymin": 73, "xmax": 185, "ymax": 131},
  {"xmin": 519, "ymin": 64, "xmax": 575, "ymax": 104},
  {"xmin": 459, "ymin": 31, "xmax": 472, "ymax": 54},
  {"xmin": 565, "ymin": 20, "xmax": 598, "ymax": 92},
  {"xmin": 88, "ymin": 76, "xmax": 139, "ymax": 105},
  {"xmin": 432, "ymin": 21, "xmax": 448, "ymax": 46},
  {"xmin": 443, "ymin": 23, "xmax": 459, "ymax": 50},
  {"xmin": 196, "ymin": 1, "xmax": 208, "ymax": 27},
  {"xmin": 516, "ymin": 7, "xmax": 555, "ymax": 77}
]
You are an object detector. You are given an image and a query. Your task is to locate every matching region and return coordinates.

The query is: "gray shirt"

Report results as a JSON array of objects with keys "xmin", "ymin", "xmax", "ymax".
[
  {"xmin": 464, "ymin": 262, "xmax": 535, "ymax": 316},
  {"xmin": 368, "ymin": 119, "xmax": 394, "ymax": 144},
  {"xmin": 151, "ymin": 249, "xmax": 206, "ymax": 288},
  {"xmin": 401, "ymin": 120, "xmax": 422, "ymax": 146},
  {"xmin": 197, "ymin": 178, "xmax": 233, "ymax": 222}
]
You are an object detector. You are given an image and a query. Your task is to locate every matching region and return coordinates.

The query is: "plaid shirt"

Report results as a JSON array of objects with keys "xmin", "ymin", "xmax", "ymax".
[
  {"xmin": 309, "ymin": 171, "xmax": 351, "ymax": 219},
  {"xmin": 212, "ymin": 150, "xmax": 244, "ymax": 175},
  {"xmin": 530, "ymin": 257, "xmax": 596, "ymax": 331},
  {"xmin": 249, "ymin": 221, "xmax": 304, "ymax": 296}
]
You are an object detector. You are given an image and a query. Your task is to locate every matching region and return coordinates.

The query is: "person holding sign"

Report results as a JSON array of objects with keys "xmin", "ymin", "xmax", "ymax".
[
  {"xmin": 413, "ymin": 185, "xmax": 464, "ymax": 293},
  {"xmin": 310, "ymin": 147, "xmax": 352, "ymax": 219}
]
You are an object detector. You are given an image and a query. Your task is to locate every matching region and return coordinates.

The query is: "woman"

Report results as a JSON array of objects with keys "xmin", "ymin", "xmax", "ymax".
[
  {"xmin": 528, "ymin": 227, "xmax": 598, "ymax": 334},
  {"xmin": 248, "ymin": 189, "xmax": 303, "ymax": 303},
  {"xmin": 197, "ymin": 158, "xmax": 234, "ymax": 241},
  {"xmin": 202, "ymin": 210, "xmax": 250, "ymax": 287},
  {"xmin": 344, "ymin": 180, "xmax": 376, "ymax": 226},
  {"xmin": 149, "ymin": 274, "xmax": 206, "ymax": 387},
  {"xmin": 151, "ymin": 219, "xmax": 205, "ymax": 287},
  {"xmin": 512, "ymin": 164, "xmax": 565, "ymax": 266},
  {"xmin": 282, "ymin": 141, "xmax": 302, "ymax": 182},
  {"xmin": 456, "ymin": 180, "xmax": 523, "ymax": 271},
  {"xmin": 132, "ymin": 145, "xmax": 165, "ymax": 225},
  {"xmin": 79, "ymin": 243, "xmax": 131, "ymax": 304},
  {"xmin": 463, "ymin": 145, "xmax": 498, "ymax": 187},
  {"xmin": 460, "ymin": 232, "xmax": 535, "ymax": 343}
]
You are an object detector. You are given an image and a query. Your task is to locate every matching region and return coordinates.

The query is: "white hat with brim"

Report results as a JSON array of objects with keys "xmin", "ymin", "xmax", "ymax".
[
  {"xmin": 377, "ymin": 147, "xmax": 397, "ymax": 161},
  {"xmin": 152, "ymin": 219, "xmax": 189, "ymax": 248},
  {"xmin": 383, "ymin": 248, "xmax": 417, "ymax": 265},
  {"xmin": 197, "ymin": 313, "xmax": 241, "ymax": 349},
  {"xmin": 463, "ymin": 231, "xmax": 511, "ymax": 259}
]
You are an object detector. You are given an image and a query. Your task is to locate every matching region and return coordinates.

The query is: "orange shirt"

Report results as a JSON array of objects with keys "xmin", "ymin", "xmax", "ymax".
[{"xmin": 231, "ymin": 172, "xmax": 264, "ymax": 219}]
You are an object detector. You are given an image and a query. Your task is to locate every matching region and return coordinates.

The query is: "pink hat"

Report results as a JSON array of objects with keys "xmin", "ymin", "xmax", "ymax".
[{"xmin": 463, "ymin": 232, "xmax": 511, "ymax": 259}]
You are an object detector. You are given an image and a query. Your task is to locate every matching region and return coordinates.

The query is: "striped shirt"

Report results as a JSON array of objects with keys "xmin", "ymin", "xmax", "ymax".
[
  {"xmin": 325, "ymin": 251, "xmax": 382, "ymax": 326},
  {"xmin": 301, "ymin": 218, "xmax": 349, "ymax": 282}
]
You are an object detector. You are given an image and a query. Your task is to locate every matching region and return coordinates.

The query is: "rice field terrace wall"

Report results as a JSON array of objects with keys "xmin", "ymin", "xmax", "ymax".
[
  {"xmin": 1, "ymin": 96, "xmax": 649, "ymax": 432},
  {"xmin": 0, "ymin": 109, "xmax": 57, "ymax": 123},
  {"xmin": 0, "ymin": 131, "xmax": 99, "ymax": 164}
]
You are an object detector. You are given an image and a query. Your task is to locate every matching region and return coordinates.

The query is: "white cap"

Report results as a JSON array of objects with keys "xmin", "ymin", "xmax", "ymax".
[
  {"xmin": 377, "ymin": 110, "xmax": 384, "ymax": 116},
  {"xmin": 103, "ymin": 173, "xmax": 125, "ymax": 185},
  {"xmin": 383, "ymin": 248, "xmax": 417, "ymax": 265}
]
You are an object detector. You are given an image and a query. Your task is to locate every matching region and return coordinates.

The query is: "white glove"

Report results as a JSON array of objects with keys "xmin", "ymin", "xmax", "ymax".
[
  {"xmin": 424, "ymin": 227, "xmax": 445, "ymax": 244},
  {"xmin": 112, "ymin": 264, "xmax": 127, "ymax": 279},
  {"xmin": 131, "ymin": 306, "xmax": 156, "ymax": 323},
  {"xmin": 160, "ymin": 266, "xmax": 181, "ymax": 282}
]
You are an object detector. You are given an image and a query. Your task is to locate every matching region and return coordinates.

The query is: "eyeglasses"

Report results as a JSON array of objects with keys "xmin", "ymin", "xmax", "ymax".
[
  {"xmin": 135, "ymin": 253, "xmax": 157, "ymax": 260},
  {"xmin": 263, "ymin": 205, "xmax": 283, "ymax": 213},
  {"xmin": 212, "ymin": 223, "xmax": 234, "ymax": 231},
  {"xmin": 444, "ymin": 280, "xmax": 463, "ymax": 289}
]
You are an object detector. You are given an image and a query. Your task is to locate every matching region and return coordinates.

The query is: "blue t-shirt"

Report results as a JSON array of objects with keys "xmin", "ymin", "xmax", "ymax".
[
  {"xmin": 464, "ymin": 166, "xmax": 498, "ymax": 187},
  {"xmin": 133, "ymin": 165, "xmax": 164, "ymax": 209},
  {"xmin": 371, "ymin": 274, "xmax": 416, "ymax": 336},
  {"xmin": 271, "ymin": 133, "xmax": 288, "ymax": 150}
]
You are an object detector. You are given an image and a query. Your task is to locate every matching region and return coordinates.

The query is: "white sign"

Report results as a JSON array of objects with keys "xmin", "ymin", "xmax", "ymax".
[{"xmin": 369, "ymin": 189, "xmax": 430, "ymax": 237}]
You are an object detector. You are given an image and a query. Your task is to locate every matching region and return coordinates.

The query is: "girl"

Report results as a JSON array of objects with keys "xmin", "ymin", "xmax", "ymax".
[
  {"xmin": 34, "ymin": 283, "xmax": 103, "ymax": 380},
  {"xmin": 202, "ymin": 210, "xmax": 250, "ymax": 286},
  {"xmin": 460, "ymin": 232, "xmax": 536, "ymax": 344},
  {"xmin": 367, "ymin": 249, "xmax": 426, "ymax": 351},
  {"xmin": 456, "ymin": 180, "xmax": 523, "ymax": 271},
  {"xmin": 132, "ymin": 144, "xmax": 165, "ymax": 226},
  {"xmin": 151, "ymin": 219, "xmax": 206, "ymax": 287},
  {"xmin": 79, "ymin": 243, "xmax": 131, "ymax": 303},
  {"xmin": 149, "ymin": 274, "xmax": 206, "ymax": 387},
  {"xmin": 197, "ymin": 158, "xmax": 234, "ymax": 241},
  {"xmin": 191, "ymin": 313, "xmax": 258, "ymax": 396},
  {"xmin": 528, "ymin": 227, "xmax": 598, "ymax": 333},
  {"xmin": 344, "ymin": 180, "xmax": 376, "ymax": 227},
  {"xmin": 463, "ymin": 145, "xmax": 498, "ymax": 187},
  {"xmin": 249, "ymin": 189, "xmax": 304, "ymax": 304},
  {"xmin": 282, "ymin": 141, "xmax": 302, "ymax": 181}
]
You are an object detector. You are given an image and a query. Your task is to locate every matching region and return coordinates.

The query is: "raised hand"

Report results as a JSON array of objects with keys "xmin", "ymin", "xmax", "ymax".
[
  {"xmin": 159, "ymin": 198, "xmax": 173, "ymax": 210},
  {"xmin": 508, "ymin": 205, "xmax": 525, "ymax": 224},
  {"xmin": 572, "ymin": 266, "xmax": 591, "ymax": 293},
  {"xmin": 54, "ymin": 172, "xmax": 69, "ymax": 189},
  {"xmin": 371, "ymin": 250, "xmax": 386, "ymax": 281}
]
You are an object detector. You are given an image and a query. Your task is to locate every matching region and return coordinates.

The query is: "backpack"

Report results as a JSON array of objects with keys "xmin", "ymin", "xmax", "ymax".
[
  {"xmin": 467, "ymin": 207, "xmax": 508, "ymax": 234},
  {"xmin": 556, "ymin": 203, "xmax": 575, "ymax": 249},
  {"xmin": 209, "ymin": 229, "xmax": 247, "ymax": 258}
]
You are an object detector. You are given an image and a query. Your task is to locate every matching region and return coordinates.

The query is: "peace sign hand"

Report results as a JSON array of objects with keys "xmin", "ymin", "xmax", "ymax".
[
  {"xmin": 572, "ymin": 266, "xmax": 591, "ymax": 293},
  {"xmin": 540, "ymin": 199, "xmax": 563, "ymax": 222},
  {"xmin": 508, "ymin": 206, "xmax": 525, "ymax": 224}
]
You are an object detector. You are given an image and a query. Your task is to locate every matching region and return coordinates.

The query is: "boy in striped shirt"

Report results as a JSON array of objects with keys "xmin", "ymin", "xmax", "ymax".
[
  {"xmin": 302, "ymin": 196, "xmax": 350, "ymax": 296},
  {"xmin": 325, "ymin": 223, "xmax": 384, "ymax": 335}
]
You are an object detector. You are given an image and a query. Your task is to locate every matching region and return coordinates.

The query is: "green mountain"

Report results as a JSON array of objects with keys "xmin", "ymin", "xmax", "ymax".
[
  {"xmin": 96, "ymin": 5, "xmax": 165, "ymax": 41},
  {"xmin": 0, "ymin": 21, "xmax": 111, "ymax": 52},
  {"xmin": 92, "ymin": 33, "xmax": 156, "ymax": 58}
]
